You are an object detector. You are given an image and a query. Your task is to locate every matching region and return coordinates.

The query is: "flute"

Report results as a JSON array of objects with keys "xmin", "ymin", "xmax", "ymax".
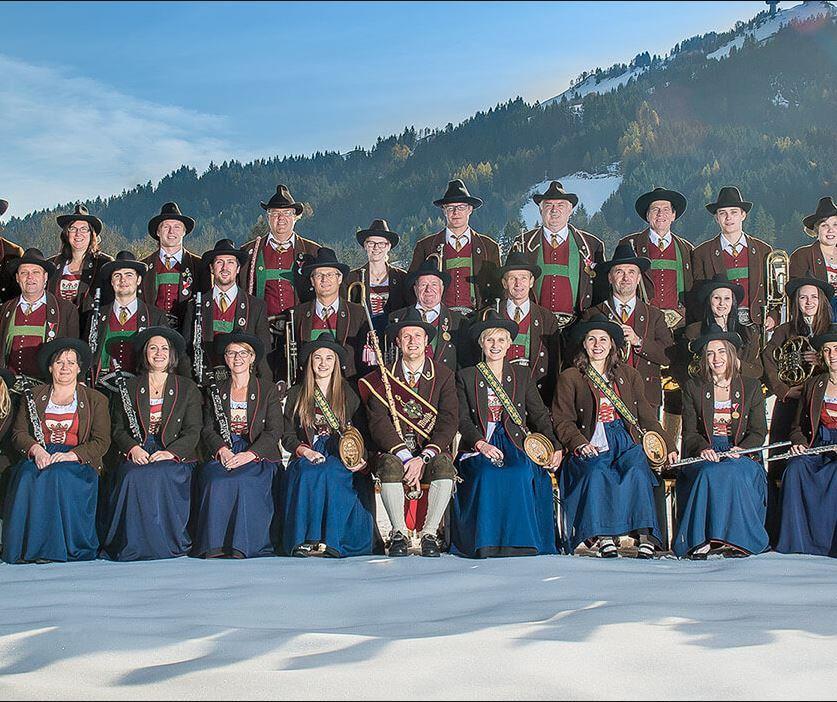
[
  {"xmin": 670, "ymin": 441, "xmax": 791, "ymax": 468},
  {"xmin": 767, "ymin": 443, "xmax": 837, "ymax": 463}
]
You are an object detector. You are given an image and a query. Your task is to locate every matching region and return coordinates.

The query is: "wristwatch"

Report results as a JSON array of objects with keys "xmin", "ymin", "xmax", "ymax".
[{"xmin": 420, "ymin": 452, "xmax": 432, "ymax": 464}]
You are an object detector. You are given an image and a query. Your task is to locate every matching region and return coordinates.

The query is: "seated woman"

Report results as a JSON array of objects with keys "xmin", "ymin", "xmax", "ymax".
[
  {"xmin": 280, "ymin": 333, "xmax": 380, "ymax": 557},
  {"xmin": 777, "ymin": 323, "xmax": 837, "ymax": 557},
  {"xmin": 192, "ymin": 332, "xmax": 283, "ymax": 559},
  {"xmin": 100, "ymin": 327, "xmax": 202, "ymax": 561},
  {"xmin": 2, "ymin": 338, "xmax": 110, "ymax": 563},
  {"xmin": 676, "ymin": 329, "xmax": 768, "ymax": 559},
  {"xmin": 552, "ymin": 315, "xmax": 676, "ymax": 558},
  {"xmin": 452, "ymin": 310, "xmax": 562, "ymax": 558},
  {"xmin": 680, "ymin": 275, "xmax": 762, "ymax": 381}
]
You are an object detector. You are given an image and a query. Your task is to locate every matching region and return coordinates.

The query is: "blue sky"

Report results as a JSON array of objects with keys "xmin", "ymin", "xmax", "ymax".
[{"xmin": 2, "ymin": 1, "xmax": 767, "ymax": 216}]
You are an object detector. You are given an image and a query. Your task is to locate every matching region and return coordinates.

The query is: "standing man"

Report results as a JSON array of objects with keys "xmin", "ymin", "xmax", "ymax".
[
  {"xmin": 582, "ymin": 243, "xmax": 674, "ymax": 414},
  {"xmin": 292, "ymin": 247, "xmax": 367, "ymax": 380},
  {"xmin": 497, "ymin": 251, "xmax": 561, "ymax": 404},
  {"xmin": 89, "ymin": 251, "xmax": 168, "ymax": 382},
  {"xmin": 358, "ymin": 309, "xmax": 458, "ymax": 557},
  {"xmin": 0, "ymin": 249, "xmax": 78, "ymax": 378},
  {"xmin": 183, "ymin": 239, "xmax": 271, "ymax": 381},
  {"xmin": 141, "ymin": 202, "xmax": 204, "ymax": 330},
  {"xmin": 692, "ymin": 187, "xmax": 774, "ymax": 335},
  {"xmin": 409, "ymin": 179, "xmax": 501, "ymax": 314},
  {"xmin": 390, "ymin": 259, "xmax": 463, "ymax": 371},
  {"xmin": 0, "ymin": 199, "xmax": 24, "ymax": 302},
  {"xmin": 513, "ymin": 181, "xmax": 604, "ymax": 328}
]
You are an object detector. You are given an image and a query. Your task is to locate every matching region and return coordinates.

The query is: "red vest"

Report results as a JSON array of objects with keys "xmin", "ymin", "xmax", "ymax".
[
  {"xmin": 505, "ymin": 307, "xmax": 530, "ymax": 362},
  {"xmin": 648, "ymin": 240, "xmax": 679, "ymax": 310},
  {"xmin": 443, "ymin": 240, "xmax": 473, "ymax": 309},
  {"xmin": 723, "ymin": 246, "xmax": 750, "ymax": 307},
  {"xmin": 538, "ymin": 235, "xmax": 574, "ymax": 314},
  {"xmin": 154, "ymin": 256, "xmax": 181, "ymax": 314},
  {"xmin": 262, "ymin": 244, "xmax": 296, "ymax": 317},
  {"xmin": 104, "ymin": 309, "xmax": 139, "ymax": 372},
  {"xmin": 7, "ymin": 304, "xmax": 47, "ymax": 377},
  {"xmin": 309, "ymin": 308, "xmax": 338, "ymax": 339}
]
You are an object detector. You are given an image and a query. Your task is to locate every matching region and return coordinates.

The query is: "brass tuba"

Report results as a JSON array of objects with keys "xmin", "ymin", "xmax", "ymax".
[
  {"xmin": 763, "ymin": 249, "xmax": 790, "ymax": 345},
  {"xmin": 774, "ymin": 335, "xmax": 817, "ymax": 387}
]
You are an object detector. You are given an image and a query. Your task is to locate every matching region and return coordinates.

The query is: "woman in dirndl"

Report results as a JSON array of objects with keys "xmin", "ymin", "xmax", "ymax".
[
  {"xmin": 192, "ymin": 332, "xmax": 283, "ymax": 558},
  {"xmin": 451, "ymin": 310, "xmax": 562, "ymax": 558},
  {"xmin": 789, "ymin": 197, "xmax": 837, "ymax": 320},
  {"xmin": 280, "ymin": 332, "xmax": 380, "ymax": 557},
  {"xmin": 99, "ymin": 327, "xmax": 202, "ymax": 560},
  {"xmin": 552, "ymin": 315, "xmax": 677, "ymax": 558},
  {"xmin": 2, "ymin": 338, "xmax": 110, "ymax": 563},
  {"xmin": 675, "ymin": 328, "xmax": 769, "ymax": 559},
  {"xmin": 776, "ymin": 323, "xmax": 837, "ymax": 557}
]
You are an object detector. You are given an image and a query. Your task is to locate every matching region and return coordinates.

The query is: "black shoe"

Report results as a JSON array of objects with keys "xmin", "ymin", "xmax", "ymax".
[
  {"xmin": 387, "ymin": 531, "xmax": 410, "ymax": 557},
  {"xmin": 688, "ymin": 552, "xmax": 708, "ymax": 561},
  {"xmin": 636, "ymin": 542, "xmax": 656, "ymax": 559},
  {"xmin": 723, "ymin": 548, "xmax": 749, "ymax": 559},
  {"xmin": 420, "ymin": 534, "xmax": 441, "ymax": 557},
  {"xmin": 292, "ymin": 543, "xmax": 315, "ymax": 558},
  {"xmin": 598, "ymin": 538, "xmax": 618, "ymax": 558}
]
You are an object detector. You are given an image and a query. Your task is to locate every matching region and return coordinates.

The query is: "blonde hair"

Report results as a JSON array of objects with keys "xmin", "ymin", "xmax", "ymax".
[
  {"xmin": 0, "ymin": 377, "xmax": 10, "ymax": 420},
  {"xmin": 294, "ymin": 353, "xmax": 347, "ymax": 429},
  {"xmin": 478, "ymin": 327, "xmax": 513, "ymax": 347}
]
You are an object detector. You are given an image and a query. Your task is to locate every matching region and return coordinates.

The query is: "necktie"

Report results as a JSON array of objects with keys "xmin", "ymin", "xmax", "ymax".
[
  {"xmin": 513, "ymin": 306, "xmax": 523, "ymax": 323},
  {"xmin": 550, "ymin": 233, "xmax": 559, "ymax": 249},
  {"xmin": 322, "ymin": 305, "xmax": 333, "ymax": 321},
  {"xmin": 409, "ymin": 371, "xmax": 418, "ymax": 388},
  {"xmin": 420, "ymin": 309, "xmax": 429, "ymax": 323},
  {"xmin": 119, "ymin": 306, "xmax": 129, "ymax": 325},
  {"xmin": 219, "ymin": 293, "xmax": 229, "ymax": 313},
  {"xmin": 453, "ymin": 235, "xmax": 464, "ymax": 252},
  {"xmin": 621, "ymin": 304, "xmax": 630, "ymax": 323},
  {"xmin": 22, "ymin": 302, "xmax": 32, "ymax": 316},
  {"xmin": 278, "ymin": 241, "xmax": 292, "ymax": 252},
  {"xmin": 165, "ymin": 255, "xmax": 174, "ymax": 270}
]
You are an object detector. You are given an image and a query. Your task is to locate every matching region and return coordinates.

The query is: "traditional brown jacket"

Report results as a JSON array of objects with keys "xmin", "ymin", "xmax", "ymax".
[
  {"xmin": 239, "ymin": 233, "xmax": 321, "ymax": 305},
  {"xmin": 140, "ymin": 248, "xmax": 205, "ymax": 329},
  {"xmin": 0, "ymin": 236, "xmax": 24, "ymax": 301},
  {"xmin": 292, "ymin": 298, "xmax": 368, "ymax": 380},
  {"xmin": 0, "ymin": 292, "xmax": 80, "ymax": 372},
  {"xmin": 47, "ymin": 250, "xmax": 114, "ymax": 317},
  {"xmin": 790, "ymin": 372, "xmax": 837, "ymax": 447}
]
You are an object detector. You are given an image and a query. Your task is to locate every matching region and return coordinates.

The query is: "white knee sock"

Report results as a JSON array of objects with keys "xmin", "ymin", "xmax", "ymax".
[
  {"xmin": 380, "ymin": 483, "xmax": 409, "ymax": 536},
  {"xmin": 421, "ymin": 479, "xmax": 453, "ymax": 537}
]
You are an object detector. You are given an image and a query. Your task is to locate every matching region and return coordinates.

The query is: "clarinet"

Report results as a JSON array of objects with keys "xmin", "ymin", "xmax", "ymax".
[
  {"xmin": 193, "ymin": 291, "xmax": 205, "ymax": 386},
  {"xmin": 207, "ymin": 369, "xmax": 233, "ymax": 450},
  {"xmin": 22, "ymin": 381, "xmax": 46, "ymax": 448},
  {"xmin": 112, "ymin": 361, "xmax": 142, "ymax": 442},
  {"xmin": 87, "ymin": 286, "xmax": 102, "ymax": 355}
]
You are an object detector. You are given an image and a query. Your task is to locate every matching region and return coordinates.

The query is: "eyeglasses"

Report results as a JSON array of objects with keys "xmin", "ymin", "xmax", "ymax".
[
  {"xmin": 364, "ymin": 241, "xmax": 390, "ymax": 250},
  {"xmin": 312, "ymin": 271, "xmax": 340, "ymax": 281},
  {"xmin": 224, "ymin": 350, "xmax": 253, "ymax": 359},
  {"xmin": 442, "ymin": 205, "xmax": 471, "ymax": 214},
  {"xmin": 268, "ymin": 210, "xmax": 297, "ymax": 219},
  {"xmin": 67, "ymin": 226, "xmax": 92, "ymax": 234}
]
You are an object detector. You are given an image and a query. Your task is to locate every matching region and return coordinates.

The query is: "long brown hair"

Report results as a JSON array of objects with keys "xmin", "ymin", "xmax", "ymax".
[
  {"xmin": 699, "ymin": 340, "xmax": 740, "ymax": 382},
  {"xmin": 790, "ymin": 286, "xmax": 831, "ymax": 336},
  {"xmin": 294, "ymin": 352, "xmax": 347, "ymax": 429},
  {"xmin": 572, "ymin": 335, "xmax": 621, "ymax": 380},
  {"xmin": 59, "ymin": 223, "xmax": 100, "ymax": 262}
]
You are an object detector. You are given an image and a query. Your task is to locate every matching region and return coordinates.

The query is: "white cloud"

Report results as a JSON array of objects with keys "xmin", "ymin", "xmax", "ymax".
[{"xmin": 0, "ymin": 54, "xmax": 237, "ymax": 217}]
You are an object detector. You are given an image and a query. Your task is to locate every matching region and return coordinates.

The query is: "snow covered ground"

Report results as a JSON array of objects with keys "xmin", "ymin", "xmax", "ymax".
[
  {"xmin": 542, "ymin": 66, "xmax": 649, "ymax": 106},
  {"xmin": 0, "ymin": 552, "xmax": 835, "ymax": 700},
  {"xmin": 521, "ymin": 164, "xmax": 622, "ymax": 230}
]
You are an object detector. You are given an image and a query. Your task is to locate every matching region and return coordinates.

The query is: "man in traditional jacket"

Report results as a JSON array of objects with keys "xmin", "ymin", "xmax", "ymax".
[
  {"xmin": 140, "ymin": 202, "xmax": 204, "ymax": 330},
  {"xmin": 389, "ymin": 259, "xmax": 463, "ymax": 371},
  {"xmin": 0, "ymin": 248, "xmax": 78, "ymax": 378},
  {"xmin": 496, "ymin": 251, "xmax": 561, "ymax": 404},
  {"xmin": 691, "ymin": 186, "xmax": 774, "ymax": 335},
  {"xmin": 183, "ymin": 239, "xmax": 271, "ymax": 381},
  {"xmin": 0, "ymin": 199, "xmax": 24, "ymax": 302},
  {"xmin": 88, "ymin": 251, "xmax": 168, "ymax": 383},
  {"xmin": 513, "ymin": 181, "xmax": 604, "ymax": 328},
  {"xmin": 358, "ymin": 309, "xmax": 458, "ymax": 558},
  {"xmin": 408, "ymin": 179, "xmax": 501, "ymax": 314},
  {"xmin": 581, "ymin": 243, "xmax": 674, "ymax": 414},
  {"xmin": 291, "ymin": 247, "xmax": 367, "ymax": 380}
]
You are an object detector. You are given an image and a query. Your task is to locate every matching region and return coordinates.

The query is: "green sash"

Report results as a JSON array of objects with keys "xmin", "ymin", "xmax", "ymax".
[
  {"xmin": 153, "ymin": 270, "xmax": 181, "ymax": 301},
  {"xmin": 649, "ymin": 244, "xmax": 684, "ymax": 297},
  {"xmin": 314, "ymin": 387, "xmax": 341, "ymax": 432},
  {"xmin": 5, "ymin": 321, "xmax": 45, "ymax": 355},
  {"xmin": 99, "ymin": 327, "xmax": 135, "ymax": 372},
  {"xmin": 584, "ymin": 365, "xmax": 642, "ymax": 430},
  {"xmin": 512, "ymin": 328, "xmax": 531, "ymax": 359},
  {"xmin": 477, "ymin": 362, "xmax": 525, "ymax": 428},
  {"xmin": 535, "ymin": 230, "xmax": 580, "ymax": 304},
  {"xmin": 726, "ymin": 266, "xmax": 748, "ymax": 281},
  {"xmin": 212, "ymin": 318, "xmax": 235, "ymax": 334},
  {"xmin": 255, "ymin": 247, "xmax": 293, "ymax": 298},
  {"xmin": 445, "ymin": 252, "xmax": 475, "ymax": 304}
]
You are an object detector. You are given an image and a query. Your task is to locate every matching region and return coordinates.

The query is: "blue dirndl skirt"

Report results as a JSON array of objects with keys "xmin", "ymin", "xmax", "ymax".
[
  {"xmin": 191, "ymin": 435, "xmax": 279, "ymax": 558},
  {"xmin": 100, "ymin": 436, "xmax": 196, "ymax": 561},
  {"xmin": 777, "ymin": 426, "xmax": 837, "ymax": 557},
  {"xmin": 2, "ymin": 443, "xmax": 99, "ymax": 564},
  {"xmin": 673, "ymin": 436, "xmax": 768, "ymax": 558},
  {"xmin": 279, "ymin": 434, "xmax": 379, "ymax": 557},
  {"xmin": 451, "ymin": 424, "xmax": 556, "ymax": 558},
  {"xmin": 559, "ymin": 420, "xmax": 661, "ymax": 552}
]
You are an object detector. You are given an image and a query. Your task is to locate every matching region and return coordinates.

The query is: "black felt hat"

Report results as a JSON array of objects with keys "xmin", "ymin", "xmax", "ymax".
[
  {"xmin": 132, "ymin": 326, "xmax": 187, "ymax": 355},
  {"xmin": 386, "ymin": 307, "xmax": 437, "ymax": 342},
  {"xmin": 260, "ymin": 184, "xmax": 304, "ymax": 215},
  {"xmin": 202, "ymin": 238, "xmax": 248, "ymax": 266},
  {"xmin": 56, "ymin": 203, "xmax": 103, "ymax": 235},
  {"xmin": 433, "ymin": 179, "xmax": 483, "ymax": 209},
  {"xmin": 812, "ymin": 324, "xmax": 837, "ymax": 351},
  {"xmin": 0, "ymin": 199, "xmax": 8, "ymax": 217},
  {"xmin": 571, "ymin": 313, "xmax": 625, "ymax": 349},
  {"xmin": 635, "ymin": 187, "xmax": 687, "ymax": 221},
  {"xmin": 690, "ymin": 326, "xmax": 743, "ymax": 354},
  {"xmin": 596, "ymin": 241, "xmax": 651, "ymax": 277},
  {"xmin": 213, "ymin": 332, "xmax": 266, "ymax": 365},
  {"xmin": 697, "ymin": 274, "xmax": 745, "ymax": 305},
  {"xmin": 37, "ymin": 338, "xmax": 92, "ymax": 378},
  {"xmin": 300, "ymin": 247, "xmax": 350, "ymax": 279},
  {"xmin": 468, "ymin": 308, "xmax": 518, "ymax": 341},
  {"xmin": 785, "ymin": 275, "xmax": 834, "ymax": 301},
  {"xmin": 356, "ymin": 219, "xmax": 399, "ymax": 247},
  {"xmin": 705, "ymin": 186, "xmax": 752, "ymax": 215},
  {"xmin": 532, "ymin": 180, "xmax": 579, "ymax": 207},
  {"xmin": 498, "ymin": 250, "xmax": 541, "ymax": 279},
  {"xmin": 298, "ymin": 331, "xmax": 348, "ymax": 369},
  {"xmin": 148, "ymin": 202, "xmax": 195, "ymax": 239},
  {"xmin": 803, "ymin": 196, "xmax": 837, "ymax": 235},
  {"xmin": 98, "ymin": 250, "xmax": 147, "ymax": 286},
  {"xmin": 7, "ymin": 248, "xmax": 57, "ymax": 278},
  {"xmin": 405, "ymin": 258, "xmax": 451, "ymax": 290}
]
